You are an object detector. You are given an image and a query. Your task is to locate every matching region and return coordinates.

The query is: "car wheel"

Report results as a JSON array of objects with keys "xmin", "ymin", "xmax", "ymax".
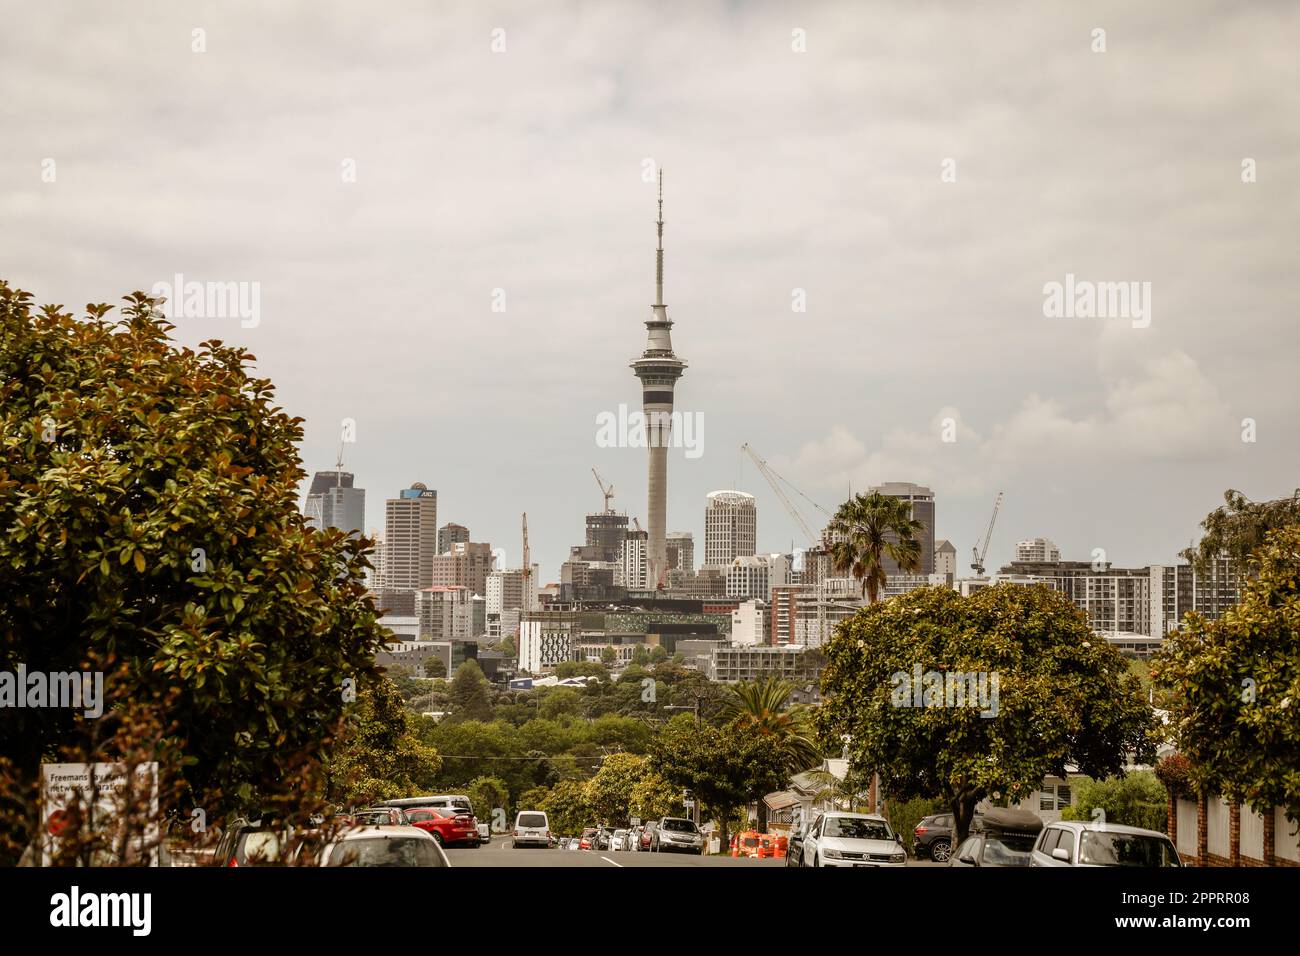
[
  {"xmin": 430, "ymin": 832, "xmax": 444, "ymax": 846},
  {"xmin": 930, "ymin": 840, "xmax": 951, "ymax": 863}
]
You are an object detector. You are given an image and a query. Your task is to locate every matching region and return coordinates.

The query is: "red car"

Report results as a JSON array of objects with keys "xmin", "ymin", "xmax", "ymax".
[
  {"xmin": 406, "ymin": 806, "xmax": 480, "ymax": 848},
  {"xmin": 638, "ymin": 827, "xmax": 653, "ymax": 851},
  {"xmin": 579, "ymin": 827, "xmax": 599, "ymax": 850}
]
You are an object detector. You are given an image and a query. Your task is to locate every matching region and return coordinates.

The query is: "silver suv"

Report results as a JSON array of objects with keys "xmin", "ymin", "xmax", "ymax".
[{"xmin": 651, "ymin": 817, "xmax": 704, "ymax": 854}]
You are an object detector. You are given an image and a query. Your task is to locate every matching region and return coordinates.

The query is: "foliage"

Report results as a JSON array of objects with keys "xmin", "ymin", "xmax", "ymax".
[
  {"xmin": 1182, "ymin": 488, "xmax": 1300, "ymax": 577},
  {"xmin": 1059, "ymin": 772, "xmax": 1167, "ymax": 833},
  {"xmin": 323, "ymin": 677, "xmax": 441, "ymax": 807},
  {"xmin": 886, "ymin": 794, "xmax": 947, "ymax": 851},
  {"xmin": 0, "ymin": 282, "xmax": 388, "ymax": 843},
  {"xmin": 1153, "ymin": 526, "xmax": 1300, "ymax": 821},
  {"xmin": 465, "ymin": 775, "xmax": 510, "ymax": 824},
  {"xmin": 817, "ymin": 583, "xmax": 1157, "ymax": 843},
  {"xmin": 1154, "ymin": 753, "xmax": 1195, "ymax": 800},
  {"xmin": 446, "ymin": 659, "xmax": 493, "ymax": 723},
  {"xmin": 827, "ymin": 491, "xmax": 924, "ymax": 603}
]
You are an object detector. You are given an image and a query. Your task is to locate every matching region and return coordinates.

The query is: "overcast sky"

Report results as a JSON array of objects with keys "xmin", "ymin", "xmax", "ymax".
[{"xmin": 4, "ymin": 0, "xmax": 1298, "ymax": 579}]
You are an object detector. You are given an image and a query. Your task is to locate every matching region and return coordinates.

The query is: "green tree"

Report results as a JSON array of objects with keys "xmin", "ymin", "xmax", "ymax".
[
  {"xmin": 649, "ymin": 645, "xmax": 668, "ymax": 665},
  {"xmin": 826, "ymin": 491, "xmax": 924, "ymax": 603},
  {"xmin": 0, "ymin": 284, "xmax": 388, "ymax": 852},
  {"xmin": 1154, "ymin": 526, "xmax": 1300, "ymax": 823},
  {"xmin": 817, "ymin": 584, "xmax": 1156, "ymax": 843},
  {"xmin": 600, "ymin": 646, "xmax": 617, "ymax": 666},
  {"xmin": 537, "ymin": 687, "xmax": 583, "ymax": 721},
  {"xmin": 631, "ymin": 644, "xmax": 650, "ymax": 666},
  {"xmin": 324, "ymin": 678, "xmax": 441, "ymax": 807},
  {"xmin": 465, "ymin": 775, "xmax": 510, "ymax": 826},
  {"xmin": 1182, "ymin": 488, "xmax": 1300, "ymax": 577},
  {"xmin": 537, "ymin": 779, "xmax": 590, "ymax": 836},
  {"xmin": 424, "ymin": 657, "xmax": 447, "ymax": 679},
  {"xmin": 447, "ymin": 659, "xmax": 493, "ymax": 722},
  {"xmin": 585, "ymin": 752, "xmax": 651, "ymax": 826},
  {"xmin": 718, "ymin": 676, "xmax": 820, "ymax": 828},
  {"xmin": 1060, "ymin": 772, "xmax": 1167, "ymax": 833}
]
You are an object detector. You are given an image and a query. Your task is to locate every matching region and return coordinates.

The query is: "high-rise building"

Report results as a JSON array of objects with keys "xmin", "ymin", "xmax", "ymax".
[
  {"xmin": 731, "ymin": 600, "xmax": 769, "ymax": 646},
  {"xmin": 304, "ymin": 470, "xmax": 365, "ymax": 537},
  {"xmin": 667, "ymin": 531, "xmax": 694, "ymax": 574},
  {"xmin": 869, "ymin": 482, "xmax": 935, "ymax": 575},
  {"xmin": 630, "ymin": 172, "xmax": 687, "ymax": 590},
  {"xmin": 725, "ymin": 553, "xmax": 792, "ymax": 602},
  {"xmin": 1016, "ymin": 537, "xmax": 1061, "ymax": 563},
  {"xmin": 438, "ymin": 522, "xmax": 470, "ymax": 555},
  {"xmin": 416, "ymin": 585, "xmax": 473, "ymax": 641},
  {"xmin": 620, "ymin": 528, "xmax": 650, "ymax": 590},
  {"xmin": 704, "ymin": 491, "xmax": 756, "ymax": 568},
  {"xmin": 366, "ymin": 528, "xmax": 385, "ymax": 590},
  {"xmin": 430, "ymin": 541, "xmax": 494, "ymax": 596},
  {"xmin": 584, "ymin": 511, "xmax": 628, "ymax": 563},
  {"xmin": 486, "ymin": 567, "xmax": 536, "ymax": 640},
  {"xmin": 384, "ymin": 482, "xmax": 438, "ymax": 592}
]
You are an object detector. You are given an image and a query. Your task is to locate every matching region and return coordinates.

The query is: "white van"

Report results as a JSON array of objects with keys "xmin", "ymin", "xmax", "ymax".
[{"xmin": 513, "ymin": 810, "xmax": 551, "ymax": 849}]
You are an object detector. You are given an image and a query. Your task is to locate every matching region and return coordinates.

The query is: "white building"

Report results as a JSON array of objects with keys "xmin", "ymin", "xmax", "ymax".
[
  {"xmin": 933, "ymin": 539, "xmax": 957, "ymax": 583},
  {"xmin": 1016, "ymin": 538, "xmax": 1061, "ymax": 563},
  {"xmin": 730, "ymin": 599, "xmax": 770, "ymax": 646},
  {"xmin": 704, "ymin": 490, "xmax": 756, "ymax": 568},
  {"xmin": 726, "ymin": 553, "xmax": 791, "ymax": 602},
  {"xmin": 620, "ymin": 530, "xmax": 650, "ymax": 590},
  {"xmin": 518, "ymin": 611, "xmax": 580, "ymax": 674}
]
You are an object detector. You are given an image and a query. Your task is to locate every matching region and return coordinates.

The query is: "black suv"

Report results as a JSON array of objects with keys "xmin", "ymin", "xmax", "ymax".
[{"xmin": 913, "ymin": 813, "xmax": 955, "ymax": 862}]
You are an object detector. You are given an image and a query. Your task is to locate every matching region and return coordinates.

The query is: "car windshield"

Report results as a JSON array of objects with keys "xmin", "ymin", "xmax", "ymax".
[
  {"xmin": 329, "ymin": 837, "xmax": 445, "ymax": 867},
  {"xmin": 407, "ymin": 811, "xmax": 436, "ymax": 823},
  {"xmin": 518, "ymin": 813, "xmax": 546, "ymax": 828},
  {"xmin": 824, "ymin": 818, "xmax": 892, "ymax": 840},
  {"xmin": 660, "ymin": 819, "xmax": 698, "ymax": 833},
  {"xmin": 981, "ymin": 834, "xmax": 1037, "ymax": 866},
  {"xmin": 1080, "ymin": 831, "xmax": 1179, "ymax": 867}
]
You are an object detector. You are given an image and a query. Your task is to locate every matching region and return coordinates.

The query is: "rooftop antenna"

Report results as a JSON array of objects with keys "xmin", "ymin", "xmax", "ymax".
[{"xmin": 654, "ymin": 168, "xmax": 665, "ymax": 308}]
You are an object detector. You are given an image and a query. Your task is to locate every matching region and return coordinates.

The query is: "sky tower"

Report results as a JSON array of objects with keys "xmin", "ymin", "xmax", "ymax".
[{"xmin": 630, "ymin": 171, "xmax": 687, "ymax": 590}]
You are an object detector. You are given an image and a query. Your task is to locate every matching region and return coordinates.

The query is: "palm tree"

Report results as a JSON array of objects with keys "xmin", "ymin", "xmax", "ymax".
[
  {"xmin": 720, "ymin": 676, "xmax": 821, "ymax": 830},
  {"xmin": 826, "ymin": 491, "xmax": 924, "ymax": 604}
]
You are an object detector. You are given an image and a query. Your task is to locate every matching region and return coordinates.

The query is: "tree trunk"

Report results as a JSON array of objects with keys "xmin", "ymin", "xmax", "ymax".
[{"xmin": 756, "ymin": 800, "xmax": 769, "ymax": 832}]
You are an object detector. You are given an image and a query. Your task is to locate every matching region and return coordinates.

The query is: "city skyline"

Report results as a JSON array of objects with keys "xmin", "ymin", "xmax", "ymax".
[{"xmin": 5, "ymin": 1, "xmax": 1298, "ymax": 579}]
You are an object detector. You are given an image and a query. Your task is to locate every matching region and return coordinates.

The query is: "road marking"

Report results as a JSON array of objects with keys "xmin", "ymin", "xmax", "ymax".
[{"xmin": 600, "ymin": 856, "xmax": 623, "ymax": 867}]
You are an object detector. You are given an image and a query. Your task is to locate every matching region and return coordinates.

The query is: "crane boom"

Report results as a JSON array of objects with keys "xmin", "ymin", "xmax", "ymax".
[
  {"xmin": 591, "ymin": 468, "xmax": 615, "ymax": 514},
  {"xmin": 521, "ymin": 512, "xmax": 532, "ymax": 615},
  {"xmin": 970, "ymin": 492, "xmax": 1004, "ymax": 576},
  {"xmin": 741, "ymin": 443, "xmax": 824, "ymax": 546}
]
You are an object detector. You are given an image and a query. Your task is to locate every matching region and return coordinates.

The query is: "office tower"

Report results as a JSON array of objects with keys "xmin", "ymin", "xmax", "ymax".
[
  {"xmin": 1016, "ymin": 537, "xmax": 1061, "ymax": 563},
  {"xmin": 630, "ymin": 172, "xmax": 687, "ymax": 590},
  {"xmin": 438, "ymin": 522, "xmax": 470, "ymax": 555},
  {"xmin": 430, "ymin": 541, "xmax": 494, "ymax": 596},
  {"xmin": 383, "ymin": 482, "xmax": 438, "ymax": 592},
  {"xmin": 304, "ymin": 469, "xmax": 365, "ymax": 537},
  {"xmin": 869, "ymin": 482, "xmax": 936, "ymax": 575},
  {"xmin": 704, "ymin": 490, "xmax": 757, "ymax": 568},
  {"xmin": 725, "ymin": 553, "xmax": 792, "ymax": 602},
  {"xmin": 667, "ymin": 531, "xmax": 694, "ymax": 574},
  {"xmin": 585, "ymin": 511, "xmax": 629, "ymax": 563},
  {"xmin": 620, "ymin": 527, "xmax": 650, "ymax": 590}
]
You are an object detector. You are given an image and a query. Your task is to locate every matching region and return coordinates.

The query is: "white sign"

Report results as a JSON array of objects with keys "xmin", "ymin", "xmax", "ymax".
[{"xmin": 40, "ymin": 763, "xmax": 160, "ymax": 866}]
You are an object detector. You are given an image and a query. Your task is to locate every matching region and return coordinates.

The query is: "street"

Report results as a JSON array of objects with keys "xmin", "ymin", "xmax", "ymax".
[{"xmin": 445, "ymin": 844, "xmax": 945, "ymax": 868}]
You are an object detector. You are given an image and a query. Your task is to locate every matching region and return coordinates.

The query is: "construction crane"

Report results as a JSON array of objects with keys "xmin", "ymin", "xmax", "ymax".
[
  {"xmin": 970, "ymin": 492, "xmax": 1004, "ymax": 576},
  {"xmin": 591, "ymin": 468, "xmax": 615, "ymax": 514},
  {"xmin": 521, "ymin": 513, "xmax": 533, "ymax": 616},
  {"xmin": 741, "ymin": 443, "xmax": 835, "ymax": 645}
]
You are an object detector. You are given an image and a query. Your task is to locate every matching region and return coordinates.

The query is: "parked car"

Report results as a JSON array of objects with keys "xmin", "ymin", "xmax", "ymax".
[
  {"xmin": 651, "ymin": 817, "xmax": 704, "ymax": 854},
  {"xmin": 786, "ymin": 821, "xmax": 809, "ymax": 867},
  {"xmin": 638, "ymin": 824, "xmax": 654, "ymax": 851},
  {"xmin": 611, "ymin": 829, "xmax": 630, "ymax": 851},
  {"xmin": 350, "ymin": 807, "xmax": 411, "ymax": 828},
  {"xmin": 1031, "ymin": 821, "xmax": 1182, "ymax": 867},
  {"xmin": 595, "ymin": 827, "xmax": 614, "ymax": 851},
  {"xmin": 406, "ymin": 806, "xmax": 480, "ymax": 848},
  {"xmin": 947, "ymin": 809, "xmax": 1043, "ymax": 867},
  {"xmin": 913, "ymin": 813, "xmax": 956, "ymax": 862},
  {"xmin": 512, "ymin": 810, "xmax": 551, "ymax": 849},
  {"xmin": 380, "ymin": 795, "xmax": 475, "ymax": 817},
  {"xmin": 477, "ymin": 822, "xmax": 491, "ymax": 844},
  {"xmin": 579, "ymin": 827, "xmax": 599, "ymax": 850},
  {"xmin": 213, "ymin": 822, "xmax": 297, "ymax": 867},
  {"xmin": 320, "ymin": 825, "xmax": 449, "ymax": 867},
  {"xmin": 800, "ymin": 812, "xmax": 906, "ymax": 867}
]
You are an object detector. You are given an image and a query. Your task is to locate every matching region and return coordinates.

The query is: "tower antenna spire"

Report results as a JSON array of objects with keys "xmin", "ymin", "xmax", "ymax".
[{"xmin": 655, "ymin": 169, "xmax": 665, "ymax": 308}]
